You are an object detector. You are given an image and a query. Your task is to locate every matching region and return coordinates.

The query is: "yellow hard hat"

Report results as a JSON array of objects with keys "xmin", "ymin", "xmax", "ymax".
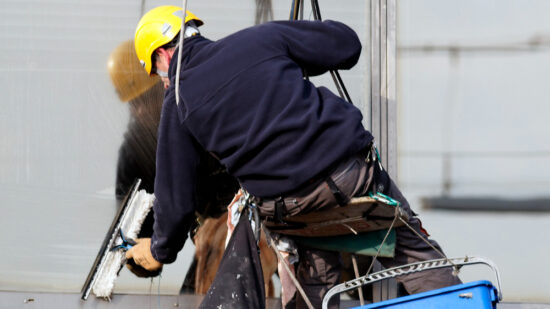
[
  {"xmin": 134, "ymin": 6, "xmax": 203, "ymax": 75},
  {"xmin": 108, "ymin": 40, "xmax": 160, "ymax": 102}
]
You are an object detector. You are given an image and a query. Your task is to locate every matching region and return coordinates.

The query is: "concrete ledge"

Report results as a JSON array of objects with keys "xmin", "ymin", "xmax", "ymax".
[{"xmin": 0, "ymin": 291, "xmax": 548, "ymax": 309}]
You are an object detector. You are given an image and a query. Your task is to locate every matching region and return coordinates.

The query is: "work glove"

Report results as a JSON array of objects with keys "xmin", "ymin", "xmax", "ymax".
[
  {"xmin": 125, "ymin": 238, "xmax": 163, "ymax": 273},
  {"xmin": 126, "ymin": 257, "xmax": 162, "ymax": 278}
]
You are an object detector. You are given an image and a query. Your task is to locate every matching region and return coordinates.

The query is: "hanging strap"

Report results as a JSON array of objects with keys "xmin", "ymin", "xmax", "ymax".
[{"xmin": 175, "ymin": 0, "xmax": 188, "ymax": 107}]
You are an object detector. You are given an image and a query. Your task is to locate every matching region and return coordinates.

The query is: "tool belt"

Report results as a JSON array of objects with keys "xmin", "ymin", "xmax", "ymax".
[
  {"xmin": 262, "ymin": 196, "xmax": 407, "ymax": 237},
  {"xmin": 252, "ymin": 144, "xmax": 408, "ymax": 237}
]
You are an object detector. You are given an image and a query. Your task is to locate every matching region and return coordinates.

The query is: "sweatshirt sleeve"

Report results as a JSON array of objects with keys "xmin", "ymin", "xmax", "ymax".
[
  {"xmin": 270, "ymin": 20, "xmax": 362, "ymax": 76},
  {"xmin": 150, "ymin": 89, "xmax": 200, "ymax": 264}
]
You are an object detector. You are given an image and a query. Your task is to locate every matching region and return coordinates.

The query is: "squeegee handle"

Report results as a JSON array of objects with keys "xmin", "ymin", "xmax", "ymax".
[{"xmin": 110, "ymin": 230, "xmax": 137, "ymax": 251}]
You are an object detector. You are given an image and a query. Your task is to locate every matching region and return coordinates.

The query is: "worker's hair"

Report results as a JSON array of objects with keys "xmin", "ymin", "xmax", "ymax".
[
  {"xmin": 153, "ymin": 33, "xmax": 179, "ymax": 65},
  {"xmin": 163, "ymin": 33, "xmax": 181, "ymax": 50},
  {"xmin": 153, "ymin": 20, "xmax": 201, "ymax": 63}
]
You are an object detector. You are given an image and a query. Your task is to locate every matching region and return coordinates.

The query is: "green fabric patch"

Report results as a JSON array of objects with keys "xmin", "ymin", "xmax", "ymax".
[{"xmin": 293, "ymin": 229, "xmax": 396, "ymax": 258}]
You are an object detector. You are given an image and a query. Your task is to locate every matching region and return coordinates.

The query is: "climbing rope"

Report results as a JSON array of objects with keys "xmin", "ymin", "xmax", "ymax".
[
  {"xmin": 365, "ymin": 145, "xmax": 460, "ymax": 275},
  {"xmin": 398, "ymin": 217, "xmax": 459, "ymax": 272},
  {"xmin": 290, "ymin": 0, "xmax": 353, "ymax": 104},
  {"xmin": 175, "ymin": 0, "xmax": 188, "ymax": 107},
  {"xmin": 309, "ymin": 0, "xmax": 353, "ymax": 103},
  {"xmin": 366, "ymin": 142, "xmax": 459, "ymax": 272},
  {"xmin": 364, "ymin": 215, "xmax": 399, "ymax": 277},
  {"xmin": 262, "ymin": 224, "xmax": 315, "ymax": 309},
  {"xmin": 351, "ymin": 254, "xmax": 365, "ymax": 305}
]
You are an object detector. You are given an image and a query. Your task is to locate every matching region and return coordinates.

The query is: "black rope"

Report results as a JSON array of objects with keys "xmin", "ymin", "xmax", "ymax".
[
  {"xmin": 289, "ymin": 0, "xmax": 301, "ymax": 21},
  {"xmin": 301, "ymin": 0, "xmax": 354, "ymax": 104}
]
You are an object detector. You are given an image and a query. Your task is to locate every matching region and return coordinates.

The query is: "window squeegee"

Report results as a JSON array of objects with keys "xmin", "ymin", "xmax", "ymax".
[{"xmin": 81, "ymin": 179, "xmax": 155, "ymax": 300}]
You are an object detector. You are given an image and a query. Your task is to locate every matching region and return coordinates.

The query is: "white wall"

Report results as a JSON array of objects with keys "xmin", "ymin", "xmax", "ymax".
[{"xmin": 398, "ymin": 0, "xmax": 550, "ymax": 302}]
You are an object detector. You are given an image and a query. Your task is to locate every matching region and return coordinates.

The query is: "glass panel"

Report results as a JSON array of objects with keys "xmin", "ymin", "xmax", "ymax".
[{"xmin": 0, "ymin": 0, "xmax": 371, "ymax": 296}]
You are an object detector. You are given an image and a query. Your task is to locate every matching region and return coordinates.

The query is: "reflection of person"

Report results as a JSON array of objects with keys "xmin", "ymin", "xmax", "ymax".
[
  {"xmin": 108, "ymin": 40, "xmax": 164, "ymax": 244},
  {"xmin": 108, "ymin": 40, "xmax": 163, "ymax": 203},
  {"xmin": 128, "ymin": 6, "xmax": 461, "ymax": 308},
  {"xmin": 107, "ymin": 40, "xmax": 239, "ymax": 281}
]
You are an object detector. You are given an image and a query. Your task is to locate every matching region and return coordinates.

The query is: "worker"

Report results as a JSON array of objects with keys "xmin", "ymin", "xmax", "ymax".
[{"xmin": 126, "ymin": 6, "xmax": 461, "ymax": 308}]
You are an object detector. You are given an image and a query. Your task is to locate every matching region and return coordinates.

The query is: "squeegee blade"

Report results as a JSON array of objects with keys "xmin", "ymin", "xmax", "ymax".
[{"xmin": 80, "ymin": 179, "xmax": 141, "ymax": 300}]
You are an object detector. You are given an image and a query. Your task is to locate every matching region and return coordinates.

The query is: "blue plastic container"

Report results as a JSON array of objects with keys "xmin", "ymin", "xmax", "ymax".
[{"xmin": 352, "ymin": 280, "xmax": 499, "ymax": 309}]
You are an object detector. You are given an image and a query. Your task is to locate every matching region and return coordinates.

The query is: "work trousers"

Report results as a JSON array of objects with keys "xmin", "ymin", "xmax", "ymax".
[{"xmin": 258, "ymin": 150, "xmax": 461, "ymax": 309}]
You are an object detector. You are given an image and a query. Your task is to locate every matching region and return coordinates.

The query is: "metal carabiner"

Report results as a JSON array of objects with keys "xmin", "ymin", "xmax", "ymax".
[{"xmin": 368, "ymin": 192, "xmax": 401, "ymax": 207}]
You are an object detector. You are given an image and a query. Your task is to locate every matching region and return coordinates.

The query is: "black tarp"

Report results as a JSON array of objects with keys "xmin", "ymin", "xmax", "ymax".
[{"xmin": 199, "ymin": 213, "xmax": 266, "ymax": 309}]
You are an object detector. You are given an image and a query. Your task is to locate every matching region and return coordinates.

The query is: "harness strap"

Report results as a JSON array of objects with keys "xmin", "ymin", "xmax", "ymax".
[
  {"xmin": 326, "ymin": 176, "xmax": 349, "ymax": 206},
  {"xmin": 274, "ymin": 197, "xmax": 285, "ymax": 223}
]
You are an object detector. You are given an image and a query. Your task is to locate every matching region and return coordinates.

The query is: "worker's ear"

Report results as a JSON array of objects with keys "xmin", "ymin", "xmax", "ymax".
[{"xmin": 154, "ymin": 48, "xmax": 173, "ymax": 68}]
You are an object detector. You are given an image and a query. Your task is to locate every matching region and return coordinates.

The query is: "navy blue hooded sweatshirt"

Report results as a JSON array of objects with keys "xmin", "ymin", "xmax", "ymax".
[{"xmin": 152, "ymin": 20, "xmax": 373, "ymax": 263}]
